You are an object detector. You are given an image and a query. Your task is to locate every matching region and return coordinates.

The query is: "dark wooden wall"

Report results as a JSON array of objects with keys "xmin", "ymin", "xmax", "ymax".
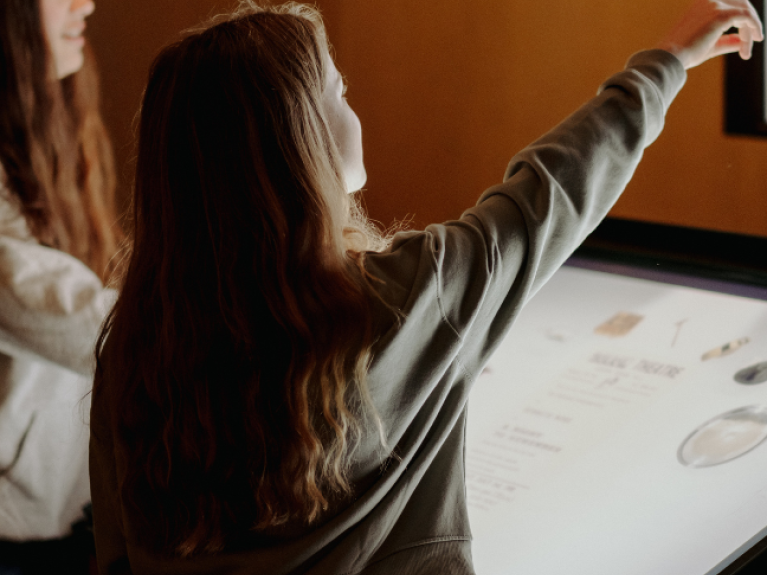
[
  {"xmin": 88, "ymin": 0, "xmax": 237, "ymax": 207},
  {"xmin": 89, "ymin": 0, "xmax": 767, "ymax": 237}
]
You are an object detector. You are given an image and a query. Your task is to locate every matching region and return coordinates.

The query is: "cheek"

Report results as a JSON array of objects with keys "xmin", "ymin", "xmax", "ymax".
[
  {"xmin": 40, "ymin": 0, "xmax": 67, "ymax": 39},
  {"xmin": 340, "ymin": 108, "xmax": 363, "ymax": 161},
  {"xmin": 324, "ymin": 96, "xmax": 364, "ymax": 181},
  {"xmin": 351, "ymin": 111, "xmax": 363, "ymax": 151},
  {"xmin": 39, "ymin": 0, "xmax": 86, "ymax": 78},
  {"xmin": 344, "ymin": 110, "xmax": 366, "ymax": 191}
]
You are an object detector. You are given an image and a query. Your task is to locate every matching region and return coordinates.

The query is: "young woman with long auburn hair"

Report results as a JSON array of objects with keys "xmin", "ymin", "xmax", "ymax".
[
  {"xmin": 90, "ymin": 1, "xmax": 762, "ymax": 573},
  {"xmin": 0, "ymin": 0, "xmax": 122, "ymax": 570}
]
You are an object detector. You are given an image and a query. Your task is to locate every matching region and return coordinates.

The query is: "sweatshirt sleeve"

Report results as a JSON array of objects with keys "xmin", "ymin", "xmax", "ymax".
[
  {"xmin": 368, "ymin": 50, "xmax": 686, "ymax": 370},
  {"xmin": 0, "ymin": 236, "xmax": 117, "ymax": 376},
  {"xmin": 0, "ymin": 183, "xmax": 116, "ymax": 376},
  {"xmin": 478, "ymin": 49, "xmax": 685, "ymax": 296}
]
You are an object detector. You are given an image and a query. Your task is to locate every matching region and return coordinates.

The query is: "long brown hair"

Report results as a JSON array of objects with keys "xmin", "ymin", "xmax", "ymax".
[
  {"xmin": 0, "ymin": 0, "xmax": 121, "ymax": 280},
  {"xmin": 97, "ymin": 2, "xmax": 389, "ymax": 556}
]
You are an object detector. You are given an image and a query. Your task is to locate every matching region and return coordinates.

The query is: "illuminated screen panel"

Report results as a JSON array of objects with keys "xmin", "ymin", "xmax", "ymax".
[{"xmin": 467, "ymin": 261, "xmax": 767, "ymax": 575}]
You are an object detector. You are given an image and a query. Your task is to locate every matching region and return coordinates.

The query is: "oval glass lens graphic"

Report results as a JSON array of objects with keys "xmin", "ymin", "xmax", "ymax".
[
  {"xmin": 734, "ymin": 362, "xmax": 767, "ymax": 385},
  {"xmin": 679, "ymin": 406, "xmax": 767, "ymax": 468}
]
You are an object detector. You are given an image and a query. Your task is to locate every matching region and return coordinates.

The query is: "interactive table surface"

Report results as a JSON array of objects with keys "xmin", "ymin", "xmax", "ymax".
[{"xmin": 466, "ymin": 219, "xmax": 767, "ymax": 575}]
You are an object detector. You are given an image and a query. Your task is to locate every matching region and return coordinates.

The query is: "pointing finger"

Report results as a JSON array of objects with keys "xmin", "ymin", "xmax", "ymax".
[{"xmin": 740, "ymin": 24, "xmax": 753, "ymax": 59}]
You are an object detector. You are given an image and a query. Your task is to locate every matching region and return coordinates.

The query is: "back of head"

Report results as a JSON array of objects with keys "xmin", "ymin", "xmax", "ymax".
[
  {"xmin": 132, "ymin": 1, "xmax": 352, "ymax": 292},
  {"xmin": 101, "ymin": 1, "xmax": 386, "ymax": 556},
  {"xmin": 0, "ymin": 0, "xmax": 120, "ymax": 280}
]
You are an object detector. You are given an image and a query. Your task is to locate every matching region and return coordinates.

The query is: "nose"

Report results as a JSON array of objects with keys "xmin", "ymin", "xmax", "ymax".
[{"xmin": 71, "ymin": 0, "xmax": 95, "ymax": 18}]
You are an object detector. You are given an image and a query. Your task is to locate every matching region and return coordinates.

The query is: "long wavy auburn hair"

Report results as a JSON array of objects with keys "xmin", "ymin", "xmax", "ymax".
[
  {"xmin": 96, "ymin": 1, "xmax": 390, "ymax": 556},
  {"xmin": 0, "ymin": 0, "xmax": 121, "ymax": 281}
]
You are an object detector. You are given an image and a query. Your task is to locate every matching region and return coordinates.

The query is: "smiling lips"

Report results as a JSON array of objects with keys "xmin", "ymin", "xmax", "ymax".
[{"xmin": 63, "ymin": 23, "xmax": 85, "ymax": 41}]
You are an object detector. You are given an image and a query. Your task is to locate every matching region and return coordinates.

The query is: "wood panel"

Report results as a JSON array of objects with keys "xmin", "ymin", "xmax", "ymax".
[
  {"xmin": 87, "ymin": 0, "xmax": 767, "ymax": 238},
  {"xmin": 87, "ymin": 0, "xmax": 237, "ymax": 208},
  {"xmin": 325, "ymin": 0, "xmax": 767, "ymax": 238}
]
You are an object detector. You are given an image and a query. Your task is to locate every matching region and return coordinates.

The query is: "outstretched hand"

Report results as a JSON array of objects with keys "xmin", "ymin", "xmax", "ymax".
[{"xmin": 656, "ymin": 0, "xmax": 764, "ymax": 69}]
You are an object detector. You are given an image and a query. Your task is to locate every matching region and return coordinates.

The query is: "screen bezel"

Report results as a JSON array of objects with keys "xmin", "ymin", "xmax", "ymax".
[{"xmin": 577, "ymin": 217, "xmax": 767, "ymax": 295}]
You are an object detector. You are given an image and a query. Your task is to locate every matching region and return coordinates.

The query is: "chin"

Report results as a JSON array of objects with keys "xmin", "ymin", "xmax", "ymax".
[
  {"xmin": 347, "ymin": 170, "xmax": 367, "ymax": 194},
  {"xmin": 56, "ymin": 53, "xmax": 85, "ymax": 79}
]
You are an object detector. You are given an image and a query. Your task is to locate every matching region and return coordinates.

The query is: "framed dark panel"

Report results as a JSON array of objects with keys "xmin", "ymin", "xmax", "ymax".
[
  {"xmin": 577, "ymin": 217, "xmax": 767, "ymax": 293},
  {"xmin": 725, "ymin": 0, "xmax": 767, "ymax": 137}
]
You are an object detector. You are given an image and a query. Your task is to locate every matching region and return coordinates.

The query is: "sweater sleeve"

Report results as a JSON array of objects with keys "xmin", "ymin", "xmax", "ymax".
[
  {"xmin": 368, "ymin": 50, "xmax": 686, "ymax": 371},
  {"xmin": 480, "ymin": 49, "xmax": 684, "ymax": 297},
  {"xmin": 0, "ymin": 238, "xmax": 116, "ymax": 376},
  {"xmin": 0, "ymin": 182, "xmax": 116, "ymax": 376}
]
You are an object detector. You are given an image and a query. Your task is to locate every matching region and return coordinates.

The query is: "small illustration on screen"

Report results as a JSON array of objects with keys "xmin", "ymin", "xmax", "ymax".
[
  {"xmin": 594, "ymin": 312, "xmax": 643, "ymax": 337},
  {"xmin": 701, "ymin": 337, "xmax": 750, "ymax": 361},
  {"xmin": 735, "ymin": 361, "xmax": 767, "ymax": 385},
  {"xmin": 678, "ymin": 405, "xmax": 767, "ymax": 467}
]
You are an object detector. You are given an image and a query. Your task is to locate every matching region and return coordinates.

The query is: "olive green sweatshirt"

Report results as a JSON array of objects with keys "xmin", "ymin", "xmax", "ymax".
[{"xmin": 90, "ymin": 49, "xmax": 686, "ymax": 575}]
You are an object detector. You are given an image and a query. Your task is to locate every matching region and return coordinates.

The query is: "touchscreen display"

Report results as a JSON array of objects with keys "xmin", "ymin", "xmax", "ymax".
[{"xmin": 466, "ymin": 260, "xmax": 767, "ymax": 575}]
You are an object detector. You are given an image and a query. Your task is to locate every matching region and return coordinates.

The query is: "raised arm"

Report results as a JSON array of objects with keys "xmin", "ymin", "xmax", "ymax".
[{"xmin": 370, "ymin": 0, "xmax": 763, "ymax": 366}]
